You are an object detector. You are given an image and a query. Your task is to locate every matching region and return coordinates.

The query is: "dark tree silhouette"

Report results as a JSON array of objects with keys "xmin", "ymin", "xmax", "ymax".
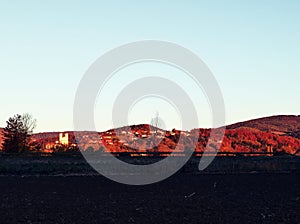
[{"xmin": 3, "ymin": 114, "xmax": 36, "ymax": 153}]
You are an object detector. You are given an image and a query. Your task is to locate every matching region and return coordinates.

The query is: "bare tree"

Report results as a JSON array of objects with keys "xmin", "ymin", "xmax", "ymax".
[
  {"xmin": 22, "ymin": 113, "xmax": 37, "ymax": 151},
  {"xmin": 151, "ymin": 111, "xmax": 160, "ymax": 135},
  {"xmin": 21, "ymin": 113, "xmax": 37, "ymax": 135}
]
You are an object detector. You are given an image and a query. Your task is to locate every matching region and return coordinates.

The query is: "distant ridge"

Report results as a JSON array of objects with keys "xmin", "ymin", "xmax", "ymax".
[{"xmin": 226, "ymin": 115, "xmax": 300, "ymax": 136}]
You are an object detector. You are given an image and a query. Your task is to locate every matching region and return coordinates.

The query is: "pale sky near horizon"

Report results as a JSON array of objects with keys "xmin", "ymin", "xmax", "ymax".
[{"xmin": 0, "ymin": 0, "xmax": 299, "ymax": 132}]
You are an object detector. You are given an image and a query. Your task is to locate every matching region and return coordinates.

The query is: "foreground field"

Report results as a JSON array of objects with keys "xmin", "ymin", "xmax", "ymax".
[
  {"xmin": 0, "ymin": 173, "xmax": 299, "ymax": 224},
  {"xmin": 0, "ymin": 155, "xmax": 299, "ymax": 175}
]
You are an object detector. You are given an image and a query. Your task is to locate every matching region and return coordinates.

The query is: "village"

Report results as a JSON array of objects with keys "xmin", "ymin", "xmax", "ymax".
[{"xmin": 28, "ymin": 125, "xmax": 192, "ymax": 155}]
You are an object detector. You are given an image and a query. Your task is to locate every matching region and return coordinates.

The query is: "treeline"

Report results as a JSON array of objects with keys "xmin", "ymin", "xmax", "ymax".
[{"xmin": 2, "ymin": 114, "xmax": 300, "ymax": 156}]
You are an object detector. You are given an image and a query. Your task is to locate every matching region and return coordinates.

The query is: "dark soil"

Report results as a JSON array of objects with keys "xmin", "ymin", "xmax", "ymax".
[
  {"xmin": 0, "ymin": 155, "xmax": 299, "ymax": 175},
  {"xmin": 0, "ymin": 173, "xmax": 299, "ymax": 224}
]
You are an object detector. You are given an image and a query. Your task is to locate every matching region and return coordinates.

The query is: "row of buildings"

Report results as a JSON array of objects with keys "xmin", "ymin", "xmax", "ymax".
[{"xmin": 29, "ymin": 126, "xmax": 188, "ymax": 152}]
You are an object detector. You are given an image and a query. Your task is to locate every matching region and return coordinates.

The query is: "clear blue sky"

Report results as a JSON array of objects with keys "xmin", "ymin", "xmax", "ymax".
[{"xmin": 0, "ymin": 0, "xmax": 299, "ymax": 132}]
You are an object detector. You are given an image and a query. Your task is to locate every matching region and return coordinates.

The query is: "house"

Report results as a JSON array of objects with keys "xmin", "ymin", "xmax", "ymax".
[{"xmin": 59, "ymin": 133, "xmax": 69, "ymax": 145}]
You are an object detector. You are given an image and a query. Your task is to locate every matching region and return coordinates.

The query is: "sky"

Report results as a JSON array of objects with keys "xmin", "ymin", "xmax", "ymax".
[{"xmin": 0, "ymin": 0, "xmax": 299, "ymax": 132}]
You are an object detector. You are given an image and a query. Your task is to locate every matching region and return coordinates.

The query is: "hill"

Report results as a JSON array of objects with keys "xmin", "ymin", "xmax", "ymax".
[{"xmin": 226, "ymin": 115, "xmax": 300, "ymax": 136}]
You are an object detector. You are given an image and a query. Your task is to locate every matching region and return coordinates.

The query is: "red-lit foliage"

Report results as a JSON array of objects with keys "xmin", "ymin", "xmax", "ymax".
[
  {"xmin": 24, "ymin": 127, "xmax": 300, "ymax": 156},
  {"xmin": 0, "ymin": 128, "xmax": 4, "ymax": 150},
  {"xmin": 5, "ymin": 115, "xmax": 299, "ymax": 156}
]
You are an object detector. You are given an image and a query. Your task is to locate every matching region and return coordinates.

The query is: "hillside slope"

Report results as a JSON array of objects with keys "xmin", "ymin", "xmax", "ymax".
[{"xmin": 226, "ymin": 115, "xmax": 300, "ymax": 136}]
